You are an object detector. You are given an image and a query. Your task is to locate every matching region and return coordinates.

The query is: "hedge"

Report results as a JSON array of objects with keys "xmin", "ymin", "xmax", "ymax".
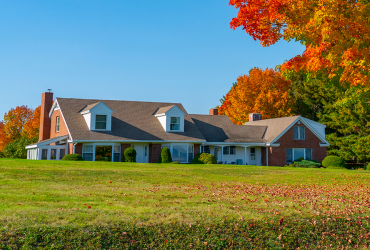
[
  {"xmin": 322, "ymin": 156, "xmax": 346, "ymax": 169},
  {"xmin": 192, "ymin": 153, "xmax": 217, "ymax": 164},
  {"xmin": 124, "ymin": 148, "xmax": 136, "ymax": 162},
  {"xmin": 61, "ymin": 154, "xmax": 84, "ymax": 161}
]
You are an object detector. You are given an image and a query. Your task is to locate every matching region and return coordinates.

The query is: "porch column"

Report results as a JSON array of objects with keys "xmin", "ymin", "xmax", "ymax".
[
  {"xmin": 111, "ymin": 144, "xmax": 114, "ymax": 162},
  {"xmin": 93, "ymin": 144, "xmax": 96, "ymax": 162},
  {"xmin": 221, "ymin": 146, "xmax": 223, "ymax": 162},
  {"xmin": 266, "ymin": 147, "xmax": 269, "ymax": 166},
  {"xmin": 244, "ymin": 147, "xmax": 247, "ymax": 165},
  {"xmin": 200, "ymin": 145, "xmax": 202, "ymax": 153}
]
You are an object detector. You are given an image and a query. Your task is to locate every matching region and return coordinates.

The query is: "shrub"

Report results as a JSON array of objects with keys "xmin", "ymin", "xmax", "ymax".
[
  {"xmin": 365, "ymin": 163, "xmax": 370, "ymax": 170},
  {"xmin": 192, "ymin": 153, "xmax": 217, "ymax": 164},
  {"xmin": 124, "ymin": 148, "xmax": 137, "ymax": 162},
  {"xmin": 160, "ymin": 147, "xmax": 172, "ymax": 163},
  {"xmin": 171, "ymin": 161, "xmax": 180, "ymax": 164},
  {"xmin": 62, "ymin": 154, "xmax": 84, "ymax": 161},
  {"xmin": 322, "ymin": 156, "xmax": 346, "ymax": 169},
  {"xmin": 286, "ymin": 160, "xmax": 321, "ymax": 168}
]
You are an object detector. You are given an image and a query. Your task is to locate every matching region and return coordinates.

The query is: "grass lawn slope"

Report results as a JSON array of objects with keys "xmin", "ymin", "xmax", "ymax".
[{"xmin": 1, "ymin": 159, "xmax": 370, "ymax": 248}]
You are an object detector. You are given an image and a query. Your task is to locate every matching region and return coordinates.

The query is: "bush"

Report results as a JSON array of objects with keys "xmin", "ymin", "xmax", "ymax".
[
  {"xmin": 159, "ymin": 147, "xmax": 172, "ymax": 163},
  {"xmin": 171, "ymin": 161, "xmax": 180, "ymax": 164},
  {"xmin": 285, "ymin": 160, "xmax": 321, "ymax": 168},
  {"xmin": 322, "ymin": 156, "xmax": 346, "ymax": 169},
  {"xmin": 365, "ymin": 163, "xmax": 370, "ymax": 170},
  {"xmin": 124, "ymin": 148, "xmax": 137, "ymax": 162},
  {"xmin": 3, "ymin": 136, "xmax": 37, "ymax": 159},
  {"xmin": 62, "ymin": 154, "xmax": 84, "ymax": 161},
  {"xmin": 192, "ymin": 153, "xmax": 217, "ymax": 164}
]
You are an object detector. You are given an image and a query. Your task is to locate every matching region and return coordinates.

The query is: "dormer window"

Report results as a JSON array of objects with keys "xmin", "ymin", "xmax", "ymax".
[
  {"xmin": 96, "ymin": 115, "xmax": 107, "ymax": 129},
  {"xmin": 170, "ymin": 117, "xmax": 180, "ymax": 131}
]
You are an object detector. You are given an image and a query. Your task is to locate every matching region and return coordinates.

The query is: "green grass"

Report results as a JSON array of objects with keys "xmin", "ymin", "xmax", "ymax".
[{"xmin": 1, "ymin": 159, "xmax": 370, "ymax": 248}]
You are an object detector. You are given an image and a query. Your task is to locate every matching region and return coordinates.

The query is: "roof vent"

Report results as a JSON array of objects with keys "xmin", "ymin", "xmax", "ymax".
[{"xmin": 249, "ymin": 113, "xmax": 262, "ymax": 122}]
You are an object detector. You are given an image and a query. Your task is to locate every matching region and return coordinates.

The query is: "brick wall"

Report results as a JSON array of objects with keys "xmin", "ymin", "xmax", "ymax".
[
  {"xmin": 75, "ymin": 143, "xmax": 83, "ymax": 156},
  {"xmin": 50, "ymin": 110, "xmax": 69, "ymax": 139},
  {"xmin": 268, "ymin": 122, "xmax": 327, "ymax": 166},
  {"xmin": 149, "ymin": 144, "xmax": 161, "ymax": 163}
]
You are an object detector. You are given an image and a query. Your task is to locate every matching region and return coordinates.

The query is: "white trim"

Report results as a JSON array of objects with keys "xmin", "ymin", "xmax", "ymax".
[
  {"xmin": 266, "ymin": 147, "xmax": 268, "ymax": 166},
  {"xmin": 57, "ymin": 99, "xmax": 73, "ymax": 141},
  {"xmin": 68, "ymin": 140, "xmax": 206, "ymax": 143},
  {"xmin": 25, "ymin": 135, "xmax": 69, "ymax": 149}
]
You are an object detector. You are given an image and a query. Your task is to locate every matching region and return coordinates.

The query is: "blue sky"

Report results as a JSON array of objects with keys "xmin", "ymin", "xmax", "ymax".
[{"xmin": 0, "ymin": 1, "xmax": 305, "ymax": 118}]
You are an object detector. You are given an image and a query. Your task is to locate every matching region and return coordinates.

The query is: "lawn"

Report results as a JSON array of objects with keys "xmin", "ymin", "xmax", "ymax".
[{"xmin": 1, "ymin": 159, "xmax": 370, "ymax": 248}]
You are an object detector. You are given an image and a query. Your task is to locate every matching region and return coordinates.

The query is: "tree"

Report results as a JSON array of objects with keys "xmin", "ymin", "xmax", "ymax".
[
  {"xmin": 218, "ymin": 67, "xmax": 293, "ymax": 124},
  {"xmin": 229, "ymin": 0, "xmax": 370, "ymax": 86}
]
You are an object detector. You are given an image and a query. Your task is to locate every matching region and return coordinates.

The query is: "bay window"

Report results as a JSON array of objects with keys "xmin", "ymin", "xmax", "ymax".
[{"xmin": 286, "ymin": 148, "xmax": 313, "ymax": 163}]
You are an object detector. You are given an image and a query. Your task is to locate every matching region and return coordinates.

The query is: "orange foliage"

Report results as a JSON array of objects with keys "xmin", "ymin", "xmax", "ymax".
[
  {"xmin": 0, "ymin": 106, "xmax": 40, "ymax": 151},
  {"xmin": 218, "ymin": 68, "xmax": 293, "ymax": 124},
  {"xmin": 229, "ymin": 0, "xmax": 370, "ymax": 86}
]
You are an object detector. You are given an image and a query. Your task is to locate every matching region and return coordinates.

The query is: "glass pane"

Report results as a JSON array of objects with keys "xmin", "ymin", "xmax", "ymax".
[
  {"xmin": 83, "ymin": 145, "xmax": 93, "ymax": 153},
  {"xmin": 59, "ymin": 149, "xmax": 65, "ymax": 160},
  {"xmin": 305, "ymin": 148, "xmax": 312, "ymax": 160},
  {"xmin": 286, "ymin": 149, "xmax": 293, "ymax": 163},
  {"xmin": 294, "ymin": 127, "xmax": 299, "ymax": 139},
  {"xmin": 171, "ymin": 117, "xmax": 179, "ymax": 123},
  {"xmin": 203, "ymin": 146, "xmax": 210, "ymax": 153},
  {"xmin": 50, "ymin": 149, "xmax": 57, "ymax": 160},
  {"xmin": 223, "ymin": 146, "xmax": 229, "ymax": 155},
  {"xmin": 83, "ymin": 153, "xmax": 93, "ymax": 161},
  {"xmin": 170, "ymin": 124, "xmax": 180, "ymax": 130},
  {"xmin": 294, "ymin": 148, "xmax": 305, "ymax": 161},
  {"xmin": 230, "ymin": 146, "xmax": 235, "ymax": 155},
  {"xmin": 250, "ymin": 148, "xmax": 255, "ymax": 154},
  {"xmin": 172, "ymin": 145, "xmax": 187, "ymax": 162},
  {"xmin": 300, "ymin": 127, "xmax": 305, "ymax": 140},
  {"xmin": 96, "ymin": 121, "xmax": 106, "ymax": 129},
  {"xmin": 95, "ymin": 146, "xmax": 112, "ymax": 161},
  {"xmin": 113, "ymin": 153, "xmax": 120, "ymax": 162},
  {"xmin": 42, "ymin": 149, "xmax": 48, "ymax": 160},
  {"xmin": 144, "ymin": 146, "xmax": 148, "ymax": 156},
  {"xmin": 96, "ymin": 115, "xmax": 106, "ymax": 122},
  {"xmin": 114, "ymin": 145, "xmax": 120, "ymax": 153},
  {"xmin": 250, "ymin": 154, "xmax": 255, "ymax": 161}
]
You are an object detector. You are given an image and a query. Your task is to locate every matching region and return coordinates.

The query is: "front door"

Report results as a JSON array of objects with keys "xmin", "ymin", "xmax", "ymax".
[{"xmin": 133, "ymin": 144, "xmax": 149, "ymax": 163}]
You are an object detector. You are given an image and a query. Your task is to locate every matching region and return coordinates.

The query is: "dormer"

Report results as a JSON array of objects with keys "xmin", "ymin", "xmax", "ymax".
[
  {"xmin": 154, "ymin": 105, "xmax": 185, "ymax": 132},
  {"xmin": 80, "ymin": 102, "xmax": 113, "ymax": 131}
]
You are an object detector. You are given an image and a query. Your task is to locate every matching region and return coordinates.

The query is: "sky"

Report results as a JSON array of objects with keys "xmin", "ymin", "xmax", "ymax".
[{"xmin": 0, "ymin": 0, "xmax": 305, "ymax": 118}]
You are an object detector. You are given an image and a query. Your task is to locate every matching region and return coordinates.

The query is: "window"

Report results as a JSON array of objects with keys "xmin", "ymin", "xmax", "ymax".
[
  {"xmin": 113, "ymin": 145, "xmax": 120, "ymax": 162},
  {"xmin": 172, "ymin": 145, "xmax": 187, "ymax": 162},
  {"xmin": 95, "ymin": 115, "xmax": 107, "ymax": 129},
  {"xmin": 56, "ymin": 116, "xmax": 60, "ymax": 132},
  {"xmin": 294, "ymin": 126, "xmax": 305, "ymax": 140},
  {"xmin": 50, "ymin": 149, "xmax": 57, "ymax": 160},
  {"xmin": 41, "ymin": 149, "xmax": 48, "ymax": 160},
  {"xmin": 223, "ymin": 146, "xmax": 236, "ymax": 155},
  {"xmin": 59, "ymin": 149, "xmax": 65, "ymax": 160},
  {"xmin": 83, "ymin": 145, "xmax": 94, "ymax": 161},
  {"xmin": 202, "ymin": 146, "xmax": 210, "ymax": 154},
  {"xmin": 286, "ymin": 148, "xmax": 313, "ymax": 163},
  {"xmin": 170, "ymin": 117, "xmax": 180, "ymax": 131},
  {"xmin": 250, "ymin": 148, "xmax": 256, "ymax": 160},
  {"xmin": 188, "ymin": 146, "xmax": 194, "ymax": 163}
]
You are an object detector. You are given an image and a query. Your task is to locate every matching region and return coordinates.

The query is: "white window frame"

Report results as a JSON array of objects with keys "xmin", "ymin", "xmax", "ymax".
[
  {"xmin": 294, "ymin": 126, "xmax": 305, "ymax": 140},
  {"xmin": 250, "ymin": 148, "xmax": 256, "ymax": 161},
  {"xmin": 286, "ymin": 148, "xmax": 313, "ymax": 163},
  {"xmin": 95, "ymin": 115, "xmax": 107, "ymax": 130},
  {"xmin": 56, "ymin": 116, "xmax": 60, "ymax": 132},
  {"xmin": 170, "ymin": 117, "xmax": 180, "ymax": 131}
]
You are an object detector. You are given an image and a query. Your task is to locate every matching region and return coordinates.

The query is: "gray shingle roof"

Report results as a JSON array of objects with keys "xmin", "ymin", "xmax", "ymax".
[
  {"xmin": 154, "ymin": 105, "xmax": 176, "ymax": 115},
  {"xmin": 243, "ymin": 116, "xmax": 300, "ymax": 143},
  {"xmin": 80, "ymin": 102, "xmax": 101, "ymax": 113},
  {"xmin": 57, "ymin": 98, "xmax": 206, "ymax": 142},
  {"xmin": 190, "ymin": 115, "xmax": 267, "ymax": 143}
]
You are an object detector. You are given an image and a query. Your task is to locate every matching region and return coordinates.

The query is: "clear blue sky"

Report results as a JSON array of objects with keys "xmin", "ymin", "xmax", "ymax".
[{"xmin": 0, "ymin": 0, "xmax": 305, "ymax": 118}]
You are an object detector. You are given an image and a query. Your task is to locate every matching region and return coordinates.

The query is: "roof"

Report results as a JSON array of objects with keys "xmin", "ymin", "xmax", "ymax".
[
  {"xmin": 80, "ymin": 102, "xmax": 101, "ymax": 113},
  {"xmin": 57, "ymin": 98, "xmax": 206, "ymax": 142},
  {"xmin": 190, "ymin": 115, "xmax": 267, "ymax": 143},
  {"xmin": 243, "ymin": 116, "xmax": 300, "ymax": 143},
  {"xmin": 154, "ymin": 105, "xmax": 176, "ymax": 115},
  {"xmin": 25, "ymin": 135, "xmax": 69, "ymax": 149}
]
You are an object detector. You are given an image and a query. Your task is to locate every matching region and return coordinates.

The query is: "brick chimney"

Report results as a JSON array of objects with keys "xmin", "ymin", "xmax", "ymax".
[
  {"xmin": 249, "ymin": 113, "xmax": 262, "ymax": 122},
  {"xmin": 209, "ymin": 108, "xmax": 218, "ymax": 116},
  {"xmin": 39, "ymin": 91, "xmax": 54, "ymax": 142}
]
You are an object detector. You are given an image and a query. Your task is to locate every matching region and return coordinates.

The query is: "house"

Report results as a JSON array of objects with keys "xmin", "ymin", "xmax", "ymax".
[{"xmin": 25, "ymin": 92, "xmax": 329, "ymax": 166}]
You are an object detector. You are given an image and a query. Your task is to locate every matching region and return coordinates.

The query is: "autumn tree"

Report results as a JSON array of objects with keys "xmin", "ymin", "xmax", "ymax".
[
  {"xmin": 0, "ymin": 106, "xmax": 40, "ymax": 158},
  {"xmin": 218, "ymin": 68, "xmax": 293, "ymax": 124},
  {"xmin": 229, "ymin": 0, "xmax": 370, "ymax": 86}
]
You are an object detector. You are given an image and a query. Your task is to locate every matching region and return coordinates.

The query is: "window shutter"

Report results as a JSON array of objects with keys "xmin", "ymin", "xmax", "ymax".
[
  {"xmin": 300, "ymin": 127, "xmax": 305, "ymax": 140},
  {"xmin": 294, "ymin": 127, "xmax": 299, "ymax": 139}
]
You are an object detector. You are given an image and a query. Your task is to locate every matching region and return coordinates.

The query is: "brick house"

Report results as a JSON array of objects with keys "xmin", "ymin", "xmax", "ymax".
[{"xmin": 25, "ymin": 92, "xmax": 329, "ymax": 166}]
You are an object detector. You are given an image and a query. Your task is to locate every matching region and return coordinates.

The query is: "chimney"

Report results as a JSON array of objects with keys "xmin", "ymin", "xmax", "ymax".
[
  {"xmin": 39, "ymin": 91, "xmax": 54, "ymax": 141},
  {"xmin": 209, "ymin": 108, "xmax": 218, "ymax": 116},
  {"xmin": 249, "ymin": 113, "xmax": 262, "ymax": 122}
]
